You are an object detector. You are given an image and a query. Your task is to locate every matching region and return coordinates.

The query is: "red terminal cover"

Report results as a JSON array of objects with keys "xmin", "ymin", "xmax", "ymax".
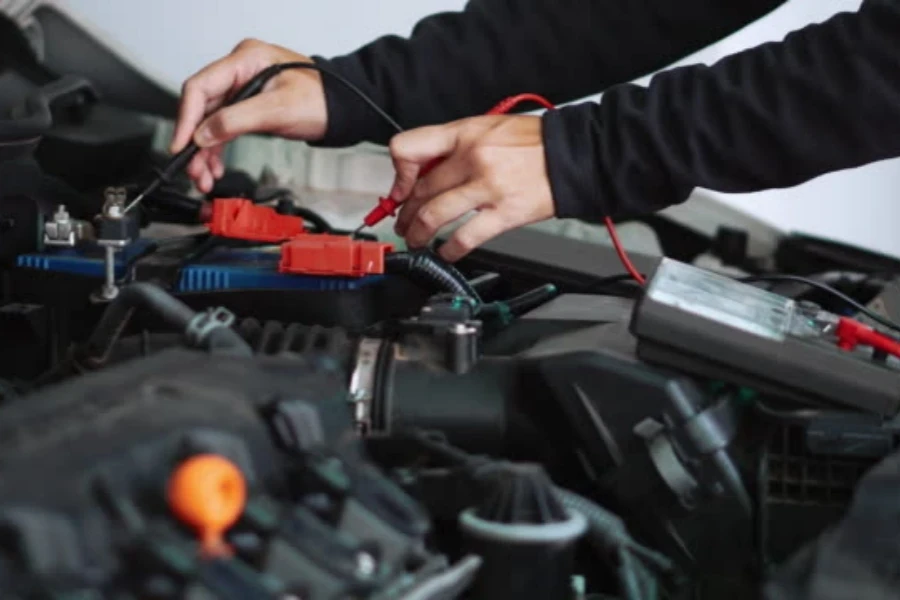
[
  {"xmin": 206, "ymin": 198, "xmax": 305, "ymax": 242},
  {"xmin": 279, "ymin": 235, "xmax": 394, "ymax": 278}
]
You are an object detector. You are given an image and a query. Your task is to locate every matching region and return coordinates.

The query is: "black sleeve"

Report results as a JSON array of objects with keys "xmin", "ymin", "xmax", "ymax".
[
  {"xmin": 545, "ymin": 0, "xmax": 900, "ymax": 222},
  {"xmin": 314, "ymin": 0, "xmax": 785, "ymax": 147}
]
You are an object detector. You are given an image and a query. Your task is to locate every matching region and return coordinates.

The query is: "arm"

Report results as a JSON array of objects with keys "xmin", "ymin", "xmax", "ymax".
[
  {"xmin": 545, "ymin": 0, "xmax": 900, "ymax": 222},
  {"xmin": 316, "ymin": 0, "xmax": 786, "ymax": 146}
]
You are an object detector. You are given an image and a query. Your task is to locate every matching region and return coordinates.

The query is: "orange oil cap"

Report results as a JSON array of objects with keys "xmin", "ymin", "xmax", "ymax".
[{"xmin": 167, "ymin": 454, "xmax": 247, "ymax": 557}]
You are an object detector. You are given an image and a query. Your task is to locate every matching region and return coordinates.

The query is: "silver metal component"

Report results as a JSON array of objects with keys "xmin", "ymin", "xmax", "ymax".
[
  {"xmin": 634, "ymin": 418, "xmax": 699, "ymax": 509},
  {"xmin": 355, "ymin": 551, "xmax": 377, "ymax": 578},
  {"xmin": 43, "ymin": 205, "xmax": 75, "ymax": 247},
  {"xmin": 43, "ymin": 205, "xmax": 93, "ymax": 247},
  {"xmin": 184, "ymin": 307, "xmax": 237, "ymax": 347},
  {"xmin": 348, "ymin": 338, "xmax": 382, "ymax": 433},
  {"xmin": 97, "ymin": 239, "xmax": 129, "ymax": 249},
  {"xmin": 103, "ymin": 187, "xmax": 128, "ymax": 218},
  {"xmin": 451, "ymin": 323, "xmax": 478, "ymax": 336},
  {"xmin": 97, "ymin": 244, "xmax": 119, "ymax": 301},
  {"xmin": 122, "ymin": 192, "xmax": 145, "ymax": 215}
]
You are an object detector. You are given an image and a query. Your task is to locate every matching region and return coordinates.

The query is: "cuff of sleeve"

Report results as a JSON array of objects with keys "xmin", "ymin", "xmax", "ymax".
[
  {"xmin": 541, "ymin": 105, "xmax": 609, "ymax": 223},
  {"xmin": 311, "ymin": 55, "xmax": 396, "ymax": 148}
]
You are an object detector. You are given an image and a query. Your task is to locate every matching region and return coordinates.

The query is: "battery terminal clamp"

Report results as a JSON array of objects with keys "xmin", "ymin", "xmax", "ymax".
[
  {"xmin": 279, "ymin": 236, "xmax": 394, "ymax": 277},
  {"xmin": 204, "ymin": 198, "xmax": 306, "ymax": 243}
]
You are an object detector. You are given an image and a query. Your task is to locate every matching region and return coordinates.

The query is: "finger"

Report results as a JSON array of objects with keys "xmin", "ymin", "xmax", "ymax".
[
  {"xmin": 387, "ymin": 122, "xmax": 461, "ymax": 201},
  {"xmin": 187, "ymin": 149, "xmax": 213, "ymax": 181},
  {"xmin": 193, "ymin": 89, "xmax": 296, "ymax": 148},
  {"xmin": 438, "ymin": 209, "xmax": 510, "ymax": 262},
  {"xmin": 170, "ymin": 54, "xmax": 250, "ymax": 153},
  {"xmin": 404, "ymin": 182, "xmax": 486, "ymax": 249},
  {"xmin": 395, "ymin": 154, "xmax": 469, "ymax": 235},
  {"xmin": 198, "ymin": 168, "xmax": 216, "ymax": 194},
  {"xmin": 206, "ymin": 146, "xmax": 226, "ymax": 180}
]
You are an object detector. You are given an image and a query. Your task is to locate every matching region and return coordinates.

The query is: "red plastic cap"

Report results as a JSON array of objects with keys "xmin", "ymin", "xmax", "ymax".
[
  {"xmin": 279, "ymin": 235, "xmax": 394, "ymax": 277},
  {"xmin": 207, "ymin": 198, "xmax": 305, "ymax": 242}
]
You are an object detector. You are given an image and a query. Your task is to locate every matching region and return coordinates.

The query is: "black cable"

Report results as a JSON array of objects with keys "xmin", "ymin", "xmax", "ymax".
[
  {"xmin": 128, "ymin": 60, "xmax": 403, "ymax": 213},
  {"xmin": 289, "ymin": 206, "xmax": 334, "ymax": 234},
  {"xmin": 273, "ymin": 61, "xmax": 403, "ymax": 133},
  {"xmin": 76, "ymin": 282, "xmax": 250, "ymax": 368},
  {"xmin": 740, "ymin": 274, "xmax": 900, "ymax": 334},
  {"xmin": 385, "ymin": 250, "xmax": 482, "ymax": 303}
]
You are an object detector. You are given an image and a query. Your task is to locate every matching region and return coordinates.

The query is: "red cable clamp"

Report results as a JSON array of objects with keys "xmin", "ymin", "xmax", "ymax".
[
  {"xmin": 205, "ymin": 198, "xmax": 306, "ymax": 242},
  {"xmin": 279, "ymin": 234, "xmax": 394, "ymax": 278},
  {"xmin": 835, "ymin": 317, "xmax": 900, "ymax": 358}
]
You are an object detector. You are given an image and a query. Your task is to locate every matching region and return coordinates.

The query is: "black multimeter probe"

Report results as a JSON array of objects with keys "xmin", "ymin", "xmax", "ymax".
[{"xmin": 123, "ymin": 61, "xmax": 402, "ymax": 215}]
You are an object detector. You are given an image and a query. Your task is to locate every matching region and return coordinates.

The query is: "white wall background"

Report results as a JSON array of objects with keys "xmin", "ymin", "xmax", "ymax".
[{"xmin": 53, "ymin": 0, "xmax": 900, "ymax": 258}]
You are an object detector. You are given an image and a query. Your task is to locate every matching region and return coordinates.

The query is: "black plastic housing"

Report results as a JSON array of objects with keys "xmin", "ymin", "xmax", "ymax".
[{"xmin": 631, "ymin": 261, "xmax": 900, "ymax": 416}]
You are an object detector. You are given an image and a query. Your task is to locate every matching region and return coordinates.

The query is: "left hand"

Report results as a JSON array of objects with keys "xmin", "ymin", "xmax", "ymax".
[{"xmin": 388, "ymin": 115, "xmax": 556, "ymax": 262}]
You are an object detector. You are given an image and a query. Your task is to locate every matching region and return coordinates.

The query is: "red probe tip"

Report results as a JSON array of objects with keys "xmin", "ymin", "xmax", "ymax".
[{"xmin": 362, "ymin": 196, "xmax": 400, "ymax": 227}]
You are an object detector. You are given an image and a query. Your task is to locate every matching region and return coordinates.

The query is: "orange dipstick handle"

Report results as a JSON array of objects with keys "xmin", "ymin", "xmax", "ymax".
[{"xmin": 167, "ymin": 454, "xmax": 247, "ymax": 557}]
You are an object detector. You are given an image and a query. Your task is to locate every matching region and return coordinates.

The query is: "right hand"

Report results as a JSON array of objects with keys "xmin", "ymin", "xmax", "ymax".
[{"xmin": 170, "ymin": 39, "xmax": 328, "ymax": 193}]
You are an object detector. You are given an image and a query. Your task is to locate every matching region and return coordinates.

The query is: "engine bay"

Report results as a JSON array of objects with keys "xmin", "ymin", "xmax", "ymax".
[{"xmin": 5, "ymin": 10, "xmax": 900, "ymax": 600}]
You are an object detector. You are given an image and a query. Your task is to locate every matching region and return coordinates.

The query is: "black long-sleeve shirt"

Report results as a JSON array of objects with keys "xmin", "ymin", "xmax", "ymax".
[{"xmin": 315, "ymin": 0, "xmax": 900, "ymax": 222}]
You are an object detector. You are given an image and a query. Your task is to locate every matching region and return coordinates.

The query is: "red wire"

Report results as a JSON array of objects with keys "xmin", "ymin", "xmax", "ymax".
[{"xmin": 488, "ymin": 94, "xmax": 646, "ymax": 285}]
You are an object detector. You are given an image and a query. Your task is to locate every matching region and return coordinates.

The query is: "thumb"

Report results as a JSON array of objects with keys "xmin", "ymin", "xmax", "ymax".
[
  {"xmin": 388, "ymin": 123, "xmax": 460, "ymax": 201},
  {"xmin": 193, "ymin": 90, "xmax": 291, "ymax": 148}
]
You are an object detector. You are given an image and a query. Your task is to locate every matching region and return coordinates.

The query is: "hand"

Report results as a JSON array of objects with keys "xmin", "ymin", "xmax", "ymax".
[
  {"xmin": 170, "ymin": 39, "xmax": 328, "ymax": 193},
  {"xmin": 388, "ymin": 115, "xmax": 555, "ymax": 262}
]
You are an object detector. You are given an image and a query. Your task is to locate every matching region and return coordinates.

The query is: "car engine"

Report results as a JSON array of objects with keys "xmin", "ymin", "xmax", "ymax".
[{"xmin": 4, "ymin": 10, "xmax": 900, "ymax": 600}]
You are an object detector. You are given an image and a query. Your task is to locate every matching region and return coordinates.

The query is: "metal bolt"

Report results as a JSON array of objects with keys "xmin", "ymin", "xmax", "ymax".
[
  {"xmin": 355, "ymin": 551, "xmax": 377, "ymax": 578},
  {"xmin": 100, "ymin": 245, "xmax": 118, "ymax": 300}
]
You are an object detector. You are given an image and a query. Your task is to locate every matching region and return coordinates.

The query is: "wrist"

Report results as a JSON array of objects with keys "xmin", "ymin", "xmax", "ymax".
[
  {"xmin": 310, "ymin": 55, "xmax": 397, "ymax": 148},
  {"xmin": 541, "ymin": 106, "xmax": 609, "ymax": 223}
]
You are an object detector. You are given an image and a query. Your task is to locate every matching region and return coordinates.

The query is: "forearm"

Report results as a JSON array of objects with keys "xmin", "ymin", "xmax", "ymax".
[
  {"xmin": 316, "ymin": 0, "xmax": 784, "ymax": 147},
  {"xmin": 545, "ymin": 0, "xmax": 900, "ymax": 222}
]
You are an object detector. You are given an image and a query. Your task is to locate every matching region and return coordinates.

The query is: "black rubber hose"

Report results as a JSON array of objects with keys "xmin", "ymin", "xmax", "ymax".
[
  {"xmin": 78, "ymin": 283, "xmax": 250, "ymax": 366},
  {"xmin": 385, "ymin": 250, "xmax": 482, "ymax": 303}
]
